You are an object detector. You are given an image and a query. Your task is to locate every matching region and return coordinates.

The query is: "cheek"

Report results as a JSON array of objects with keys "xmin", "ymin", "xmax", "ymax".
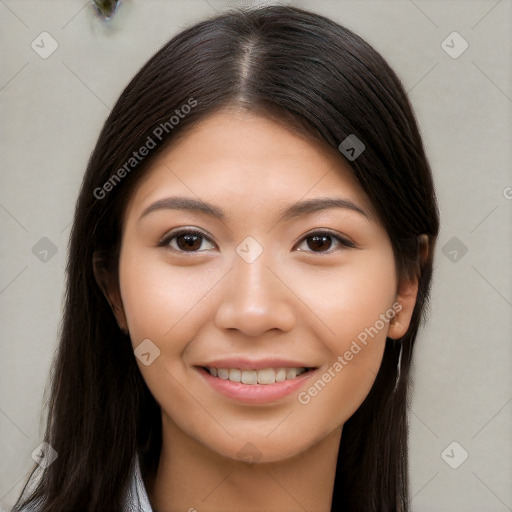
[
  {"xmin": 117, "ymin": 248, "xmax": 222, "ymax": 418},
  {"xmin": 285, "ymin": 249, "xmax": 397, "ymax": 353},
  {"xmin": 118, "ymin": 248, "xmax": 220, "ymax": 346},
  {"xmin": 289, "ymin": 251, "xmax": 396, "ymax": 420}
]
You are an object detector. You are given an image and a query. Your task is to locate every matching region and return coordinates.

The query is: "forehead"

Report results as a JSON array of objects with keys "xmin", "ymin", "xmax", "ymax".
[{"xmin": 124, "ymin": 109, "xmax": 375, "ymax": 221}]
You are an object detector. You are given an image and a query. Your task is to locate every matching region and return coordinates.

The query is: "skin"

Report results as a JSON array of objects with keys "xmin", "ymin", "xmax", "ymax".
[{"xmin": 98, "ymin": 109, "xmax": 419, "ymax": 512}]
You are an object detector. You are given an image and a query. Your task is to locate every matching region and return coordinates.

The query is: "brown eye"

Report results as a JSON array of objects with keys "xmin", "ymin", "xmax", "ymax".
[
  {"xmin": 295, "ymin": 231, "xmax": 355, "ymax": 254},
  {"xmin": 159, "ymin": 230, "xmax": 215, "ymax": 253},
  {"xmin": 176, "ymin": 233, "xmax": 202, "ymax": 251},
  {"xmin": 306, "ymin": 234, "xmax": 333, "ymax": 252}
]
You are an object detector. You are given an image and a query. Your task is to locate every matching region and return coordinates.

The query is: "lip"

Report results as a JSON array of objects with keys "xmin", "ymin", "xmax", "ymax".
[
  {"xmin": 199, "ymin": 358, "xmax": 314, "ymax": 370},
  {"xmin": 196, "ymin": 365, "xmax": 318, "ymax": 404}
]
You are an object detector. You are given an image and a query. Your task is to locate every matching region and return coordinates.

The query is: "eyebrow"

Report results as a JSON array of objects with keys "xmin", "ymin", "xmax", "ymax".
[{"xmin": 139, "ymin": 196, "xmax": 370, "ymax": 222}]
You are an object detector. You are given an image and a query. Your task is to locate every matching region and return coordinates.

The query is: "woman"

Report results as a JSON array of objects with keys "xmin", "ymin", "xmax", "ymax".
[{"xmin": 13, "ymin": 5, "xmax": 439, "ymax": 512}]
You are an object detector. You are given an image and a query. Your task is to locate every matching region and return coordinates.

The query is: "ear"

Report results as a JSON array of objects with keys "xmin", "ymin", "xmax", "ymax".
[
  {"xmin": 387, "ymin": 278, "xmax": 418, "ymax": 340},
  {"xmin": 92, "ymin": 251, "xmax": 128, "ymax": 333},
  {"xmin": 388, "ymin": 235, "xmax": 429, "ymax": 340}
]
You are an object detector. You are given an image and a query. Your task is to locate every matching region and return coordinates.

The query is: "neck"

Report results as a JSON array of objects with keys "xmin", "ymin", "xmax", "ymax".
[{"xmin": 149, "ymin": 416, "xmax": 341, "ymax": 512}]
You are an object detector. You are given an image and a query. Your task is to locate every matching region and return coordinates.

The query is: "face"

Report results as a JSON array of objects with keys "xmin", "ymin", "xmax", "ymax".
[{"xmin": 110, "ymin": 109, "xmax": 414, "ymax": 464}]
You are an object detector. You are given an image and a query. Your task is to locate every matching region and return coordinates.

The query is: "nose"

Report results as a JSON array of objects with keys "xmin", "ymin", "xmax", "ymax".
[{"xmin": 214, "ymin": 253, "xmax": 297, "ymax": 337}]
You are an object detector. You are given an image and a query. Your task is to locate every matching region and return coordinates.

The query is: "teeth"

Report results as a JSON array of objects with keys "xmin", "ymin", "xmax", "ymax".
[
  {"xmin": 217, "ymin": 368, "xmax": 229, "ymax": 379},
  {"xmin": 241, "ymin": 370, "xmax": 257, "ymax": 384},
  {"xmin": 275, "ymin": 368, "xmax": 286, "ymax": 382},
  {"xmin": 286, "ymin": 368, "xmax": 297, "ymax": 379},
  {"xmin": 207, "ymin": 367, "xmax": 308, "ymax": 385},
  {"xmin": 228, "ymin": 369, "xmax": 241, "ymax": 383},
  {"xmin": 257, "ymin": 368, "xmax": 275, "ymax": 384}
]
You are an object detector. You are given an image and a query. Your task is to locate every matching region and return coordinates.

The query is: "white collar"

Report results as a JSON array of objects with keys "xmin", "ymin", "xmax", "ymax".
[{"xmin": 123, "ymin": 455, "xmax": 154, "ymax": 512}]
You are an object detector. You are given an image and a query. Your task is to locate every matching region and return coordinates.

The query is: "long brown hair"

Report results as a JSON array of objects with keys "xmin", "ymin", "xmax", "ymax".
[{"xmin": 13, "ymin": 6, "xmax": 439, "ymax": 511}]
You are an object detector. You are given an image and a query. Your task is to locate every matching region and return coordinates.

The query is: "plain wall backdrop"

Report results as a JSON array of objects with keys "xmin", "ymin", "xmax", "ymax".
[{"xmin": 1, "ymin": 0, "xmax": 511, "ymax": 510}]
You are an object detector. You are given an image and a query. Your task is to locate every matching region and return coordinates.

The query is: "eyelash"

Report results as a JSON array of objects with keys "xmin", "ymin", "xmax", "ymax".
[{"xmin": 158, "ymin": 228, "xmax": 356, "ymax": 254}]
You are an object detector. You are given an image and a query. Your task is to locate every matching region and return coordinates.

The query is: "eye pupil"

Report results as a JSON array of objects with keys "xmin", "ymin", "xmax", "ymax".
[
  {"xmin": 177, "ymin": 234, "xmax": 202, "ymax": 251},
  {"xmin": 307, "ymin": 235, "xmax": 332, "ymax": 252}
]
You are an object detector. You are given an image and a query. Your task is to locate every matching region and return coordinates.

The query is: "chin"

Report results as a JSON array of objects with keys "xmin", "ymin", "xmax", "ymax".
[{"xmin": 205, "ymin": 431, "xmax": 326, "ymax": 465}]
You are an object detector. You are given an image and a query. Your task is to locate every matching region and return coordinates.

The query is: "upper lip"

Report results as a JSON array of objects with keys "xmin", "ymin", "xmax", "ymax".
[{"xmin": 197, "ymin": 358, "xmax": 317, "ymax": 370}]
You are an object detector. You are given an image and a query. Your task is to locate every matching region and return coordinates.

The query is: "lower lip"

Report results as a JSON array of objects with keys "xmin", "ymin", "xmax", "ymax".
[{"xmin": 198, "ymin": 368, "xmax": 316, "ymax": 404}]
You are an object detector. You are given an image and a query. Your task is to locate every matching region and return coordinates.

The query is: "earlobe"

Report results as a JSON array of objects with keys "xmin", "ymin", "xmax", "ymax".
[
  {"xmin": 388, "ymin": 278, "xmax": 418, "ymax": 340},
  {"xmin": 92, "ymin": 251, "xmax": 128, "ymax": 333},
  {"xmin": 388, "ymin": 234, "xmax": 429, "ymax": 340}
]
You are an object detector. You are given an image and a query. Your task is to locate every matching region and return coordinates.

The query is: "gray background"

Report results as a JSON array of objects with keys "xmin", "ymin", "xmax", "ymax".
[{"xmin": 1, "ymin": 0, "xmax": 511, "ymax": 510}]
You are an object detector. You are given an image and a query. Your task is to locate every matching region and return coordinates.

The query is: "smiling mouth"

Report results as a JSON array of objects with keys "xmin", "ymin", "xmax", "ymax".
[{"xmin": 202, "ymin": 366, "xmax": 315, "ymax": 385}]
